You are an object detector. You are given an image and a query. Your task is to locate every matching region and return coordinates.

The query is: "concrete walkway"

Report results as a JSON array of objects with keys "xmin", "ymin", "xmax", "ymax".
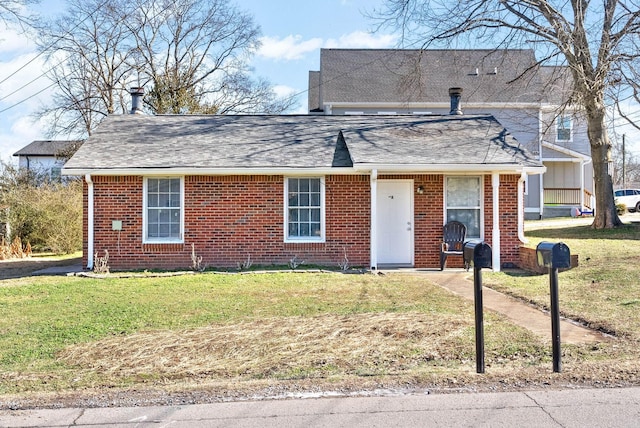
[{"xmin": 424, "ymin": 270, "xmax": 608, "ymax": 344}]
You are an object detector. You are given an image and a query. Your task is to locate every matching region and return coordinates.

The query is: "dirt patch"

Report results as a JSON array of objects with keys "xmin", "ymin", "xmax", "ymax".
[{"xmin": 0, "ymin": 256, "xmax": 82, "ymax": 280}]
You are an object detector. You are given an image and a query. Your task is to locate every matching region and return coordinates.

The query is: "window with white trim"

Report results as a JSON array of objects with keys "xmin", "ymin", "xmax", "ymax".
[
  {"xmin": 285, "ymin": 177, "xmax": 324, "ymax": 241},
  {"xmin": 556, "ymin": 115, "xmax": 572, "ymax": 142},
  {"xmin": 144, "ymin": 177, "xmax": 183, "ymax": 242},
  {"xmin": 445, "ymin": 176, "xmax": 482, "ymax": 239}
]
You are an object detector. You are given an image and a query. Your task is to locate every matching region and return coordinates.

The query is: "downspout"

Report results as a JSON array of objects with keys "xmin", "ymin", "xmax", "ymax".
[
  {"xmin": 538, "ymin": 109, "xmax": 544, "ymax": 219},
  {"xmin": 370, "ymin": 169, "xmax": 378, "ymax": 271},
  {"xmin": 518, "ymin": 172, "xmax": 528, "ymax": 244},
  {"xmin": 492, "ymin": 172, "xmax": 501, "ymax": 272},
  {"xmin": 85, "ymin": 174, "xmax": 94, "ymax": 270}
]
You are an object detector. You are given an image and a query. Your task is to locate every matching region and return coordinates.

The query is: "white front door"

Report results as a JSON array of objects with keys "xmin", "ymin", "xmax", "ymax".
[{"xmin": 376, "ymin": 180, "xmax": 414, "ymax": 265}]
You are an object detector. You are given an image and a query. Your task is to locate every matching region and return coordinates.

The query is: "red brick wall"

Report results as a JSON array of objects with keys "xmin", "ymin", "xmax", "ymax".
[
  {"xmin": 83, "ymin": 173, "xmax": 524, "ymax": 270},
  {"xmin": 86, "ymin": 175, "xmax": 370, "ymax": 270}
]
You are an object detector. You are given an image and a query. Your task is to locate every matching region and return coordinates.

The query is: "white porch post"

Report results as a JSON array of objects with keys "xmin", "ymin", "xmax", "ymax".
[
  {"xmin": 370, "ymin": 169, "xmax": 378, "ymax": 270},
  {"xmin": 85, "ymin": 174, "xmax": 94, "ymax": 270},
  {"xmin": 492, "ymin": 172, "xmax": 501, "ymax": 272}
]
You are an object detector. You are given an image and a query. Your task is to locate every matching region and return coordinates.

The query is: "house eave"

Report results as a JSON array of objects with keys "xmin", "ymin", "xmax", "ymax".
[
  {"xmin": 353, "ymin": 163, "xmax": 546, "ymax": 175},
  {"xmin": 61, "ymin": 167, "xmax": 361, "ymax": 177},
  {"xmin": 63, "ymin": 164, "xmax": 546, "ymax": 177}
]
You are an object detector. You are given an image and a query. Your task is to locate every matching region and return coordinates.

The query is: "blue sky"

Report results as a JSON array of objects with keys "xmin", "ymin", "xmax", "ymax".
[
  {"xmin": 1, "ymin": 0, "xmax": 638, "ymax": 163},
  {"xmin": 0, "ymin": 0, "xmax": 395, "ymax": 162}
]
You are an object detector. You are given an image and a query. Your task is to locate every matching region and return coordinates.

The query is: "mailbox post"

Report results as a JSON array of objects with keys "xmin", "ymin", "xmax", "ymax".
[
  {"xmin": 463, "ymin": 240, "xmax": 492, "ymax": 374},
  {"xmin": 536, "ymin": 241, "xmax": 571, "ymax": 373}
]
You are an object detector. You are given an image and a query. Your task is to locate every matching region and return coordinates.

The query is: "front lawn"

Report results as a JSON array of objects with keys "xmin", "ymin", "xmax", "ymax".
[{"xmin": 1, "ymin": 219, "xmax": 640, "ymax": 406}]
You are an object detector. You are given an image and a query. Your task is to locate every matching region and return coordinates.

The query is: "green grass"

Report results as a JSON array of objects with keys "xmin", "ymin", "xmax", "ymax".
[
  {"xmin": 1, "ymin": 272, "xmax": 497, "ymax": 394},
  {"xmin": 485, "ymin": 221, "xmax": 640, "ymax": 339},
  {"xmin": 2, "ymin": 221, "xmax": 640, "ymax": 401}
]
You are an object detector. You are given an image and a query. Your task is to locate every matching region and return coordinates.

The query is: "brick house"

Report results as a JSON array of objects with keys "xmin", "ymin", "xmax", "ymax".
[{"xmin": 62, "ymin": 101, "xmax": 544, "ymax": 271}]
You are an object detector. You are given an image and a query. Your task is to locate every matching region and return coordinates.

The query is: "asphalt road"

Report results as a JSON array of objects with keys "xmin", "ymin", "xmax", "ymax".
[{"xmin": 2, "ymin": 387, "xmax": 639, "ymax": 427}]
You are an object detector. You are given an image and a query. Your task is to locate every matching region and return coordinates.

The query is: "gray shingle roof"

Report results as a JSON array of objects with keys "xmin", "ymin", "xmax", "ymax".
[
  {"xmin": 62, "ymin": 114, "xmax": 543, "ymax": 174},
  {"xmin": 13, "ymin": 140, "xmax": 83, "ymax": 157},
  {"xmin": 314, "ymin": 49, "xmax": 562, "ymax": 107}
]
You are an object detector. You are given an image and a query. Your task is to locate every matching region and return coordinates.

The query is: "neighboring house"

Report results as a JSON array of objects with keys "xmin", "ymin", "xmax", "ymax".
[
  {"xmin": 62, "ymin": 102, "xmax": 544, "ymax": 272},
  {"xmin": 308, "ymin": 49, "xmax": 595, "ymax": 218},
  {"xmin": 13, "ymin": 140, "xmax": 83, "ymax": 181}
]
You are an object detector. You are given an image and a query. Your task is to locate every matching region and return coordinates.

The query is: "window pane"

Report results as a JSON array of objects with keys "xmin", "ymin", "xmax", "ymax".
[
  {"xmin": 447, "ymin": 177, "xmax": 480, "ymax": 207},
  {"xmin": 300, "ymin": 193, "xmax": 309, "ymax": 207},
  {"xmin": 448, "ymin": 209, "xmax": 480, "ymax": 238},
  {"xmin": 299, "ymin": 179, "xmax": 309, "ymax": 192},
  {"xmin": 288, "ymin": 178, "xmax": 298, "ymax": 192},
  {"xmin": 289, "ymin": 193, "xmax": 298, "ymax": 207},
  {"xmin": 311, "ymin": 223, "xmax": 321, "ymax": 236},
  {"xmin": 300, "ymin": 223, "xmax": 310, "ymax": 236},
  {"xmin": 310, "ymin": 179, "xmax": 320, "ymax": 192},
  {"xmin": 148, "ymin": 179, "xmax": 158, "ymax": 193},
  {"xmin": 158, "ymin": 179, "xmax": 170, "ymax": 192},
  {"xmin": 311, "ymin": 193, "xmax": 320, "ymax": 206},
  {"xmin": 289, "ymin": 223, "xmax": 299, "ymax": 237},
  {"xmin": 289, "ymin": 208, "xmax": 298, "ymax": 221},
  {"xmin": 311, "ymin": 208, "xmax": 320, "ymax": 222},
  {"xmin": 159, "ymin": 209, "xmax": 170, "ymax": 222},
  {"xmin": 300, "ymin": 209, "xmax": 309, "ymax": 222},
  {"xmin": 159, "ymin": 193, "xmax": 170, "ymax": 207}
]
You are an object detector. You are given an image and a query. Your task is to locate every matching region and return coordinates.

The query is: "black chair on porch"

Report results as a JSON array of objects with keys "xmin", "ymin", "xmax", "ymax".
[{"xmin": 440, "ymin": 221, "xmax": 467, "ymax": 270}]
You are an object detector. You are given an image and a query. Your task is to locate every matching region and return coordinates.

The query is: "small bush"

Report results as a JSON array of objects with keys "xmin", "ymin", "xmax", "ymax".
[{"xmin": 616, "ymin": 202, "xmax": 627, "ymax": 215}]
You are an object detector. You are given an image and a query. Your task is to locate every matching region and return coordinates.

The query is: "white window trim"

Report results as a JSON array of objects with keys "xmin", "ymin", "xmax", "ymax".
[
  {"xmin": 556, "ymin": 115, "xmax": 573, "ymax": 142},
  {"xmin": 283, "ymin": 176, "xmax": 326, "ymax": 243},
  {"xmin": 443, "ymin": 175, "xmax": 484, "ymax": 240},
  {"xmin": 143, "ymin": 176, "xmax": 185, "ymax": 244}
]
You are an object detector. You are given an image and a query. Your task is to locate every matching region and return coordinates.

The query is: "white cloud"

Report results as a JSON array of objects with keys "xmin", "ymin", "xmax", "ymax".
[
  {"xmin": 0, "ymin": 25, "xmax": 37, "ymax": 54},
  {"xmin": 258, "ymin": 35, "xmax": 324, "ymax": 60},
  {"xmin": 324, "ymin": 31, "xmax": 397, "ymax": 49},
  {"xmin": 258, "ymin": 31, "xmax": 397, "ymax": 61},
  {"xmin": 0, "ymin": 115, "xmax": 47, "ymax": 163}
]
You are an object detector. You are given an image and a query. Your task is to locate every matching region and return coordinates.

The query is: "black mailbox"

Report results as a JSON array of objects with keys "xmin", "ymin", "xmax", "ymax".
[
  {"xmin": 536, "ymin": 241, "xmax": 571, "ymax": 269},
  {"xmin": 463, "ymin": 241, "xmax": 492, "ymax": 270}
]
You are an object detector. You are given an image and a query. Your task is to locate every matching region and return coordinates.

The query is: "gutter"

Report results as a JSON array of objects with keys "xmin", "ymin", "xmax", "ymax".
[
  {"xmin": 63, "ymin": 164, "xmax": 547, "ymax": 177},
  {"xmin": 85, "ymin": 174, "xmax": 94, "ymax": 270},
  {"xmin": 518, "ymin": 172, "xmax": 528, "ymax": 244}
]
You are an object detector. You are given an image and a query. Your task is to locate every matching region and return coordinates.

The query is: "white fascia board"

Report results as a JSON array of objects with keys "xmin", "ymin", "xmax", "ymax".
[
  {"xmin": 352, "ymin": 163, "xmax": 546, "ymax": 175},
  {"xmin": 542, "ymin": 141, "xmax": 591, "ymax": 161},
  {"xmin": 62, "ymin": 167, "xmax": 360, "ymax": 177},
  {"xmin": 324, "ymin": 101, "xmax": 542, "ymax": 110}
]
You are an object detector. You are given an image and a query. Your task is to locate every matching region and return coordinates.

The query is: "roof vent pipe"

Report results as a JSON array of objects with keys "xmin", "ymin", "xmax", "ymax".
[
  {"xmin": 449, "ymin": 87, "xmax": 463, "ymax": 115},
  {"xmin": 130, "ymin": 87, "xmax": 145, "ymax": 115}
]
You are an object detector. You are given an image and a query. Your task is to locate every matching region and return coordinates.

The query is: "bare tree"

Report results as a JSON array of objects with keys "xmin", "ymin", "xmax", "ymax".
[
  {"xmin": 124, "ymin": 0, "xmax": 296, "ymax": 115},
  {"xmin": 37, "ymin": 0, "xmax": 296, "ymax": 136},
  {"xmin": 36, "ymin": 0, "xmax": 136, "ymax": 137},
  {"xmin": 375, "ymin": 1, "xmax": 640, "ymax": 228},
  {"xmin": 0, "ymin": 0, "xmax": 39, "ymax": 28}
]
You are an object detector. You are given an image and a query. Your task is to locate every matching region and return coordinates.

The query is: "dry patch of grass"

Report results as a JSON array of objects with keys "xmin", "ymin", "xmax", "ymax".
[{"xmin": 59, "ymin": 312, "xmax": 472, "ymax": 381}]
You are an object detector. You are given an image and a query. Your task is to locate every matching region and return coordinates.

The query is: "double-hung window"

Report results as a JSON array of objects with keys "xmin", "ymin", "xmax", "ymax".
[
  {"xmin": 144, "ymin": 177, "xmax": 183, "ymax": 243},
  {"xmin": 445, "ymin": 176, "xmax": 482, "ymax": 239},
  {"xmin": 556, "ymin": 115, "xmax": 572, "ymax": 142},
  {"xmin": 285, "ymin": 177, "xmax": 324, "ymax": 241}
]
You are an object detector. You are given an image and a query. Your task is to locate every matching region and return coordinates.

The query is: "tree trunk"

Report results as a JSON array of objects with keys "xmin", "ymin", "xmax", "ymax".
[{"xmin": 587, "ymin": 110, "xmax": 623, "ymax": 228}]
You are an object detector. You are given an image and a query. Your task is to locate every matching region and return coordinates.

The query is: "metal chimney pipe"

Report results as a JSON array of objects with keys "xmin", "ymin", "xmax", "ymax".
[
  {"xmin": 130, "ymin": 87, "xmax": 145, "ymax": 115},
  {"xmin": 449, "ymin": 87, "xmax": 463, "ymax": 115}
]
